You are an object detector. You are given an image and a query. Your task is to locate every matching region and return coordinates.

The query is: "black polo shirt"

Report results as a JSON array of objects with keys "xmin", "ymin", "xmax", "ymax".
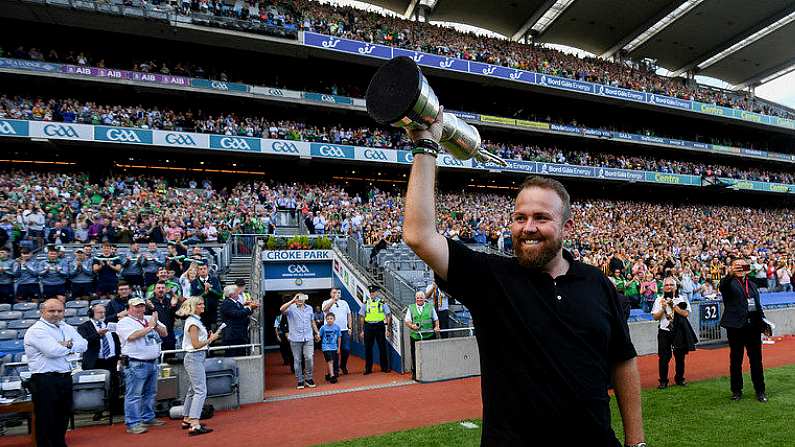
[{"xmin": 436, "ymin": 239, "xmax": 636, "ymax": 446}]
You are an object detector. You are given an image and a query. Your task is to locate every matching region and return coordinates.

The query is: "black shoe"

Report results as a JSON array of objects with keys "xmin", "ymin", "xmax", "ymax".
[
  {"xmin": 657, "ymin": 382, "xmax": 668, "ymax": 390},
  {"xmin": 325, "ymin": 374, "xmax": 331, "ymax": 382},
  {"xmin": 92, "ymin": 412, "xmax": 104, "ymax": 422},
  {"xmin": 341, "ymin": 367, "xmax": 349, "ymax": 375},
  {"xmin": 363, "ymin": 370, "xmax": 372, "ymax": 375},
  {"xmin": 757, "ymin": 392, "xmax": 768, "ymax": 403},
  {"xmin": 675, "ymin": 380, "xmax": 687, "ymax": 387},
  {"xmin": 731, "ymin": 392, "xmax": 742, "ymax": 401},
  {"xmin": 188, "ymin": 425, "xmax": 213, "ymax": 436},
  {"xmin": 330, "ymin": 376, "xmax": 338, "ymax": 383},
  {"xmin": 181, "ymin": 422, "xmax": 191, "ymax": 430},
  {"xmin": 305, "ymin": 379, "xmax": 316, "ymax": 388},
  {"xmin": 297, "ymin": 382, "xmax": 305, "ymax": 390},
  {"xmin": 382, "ymin": 369, "xmax": 391, "ymax": 373}
]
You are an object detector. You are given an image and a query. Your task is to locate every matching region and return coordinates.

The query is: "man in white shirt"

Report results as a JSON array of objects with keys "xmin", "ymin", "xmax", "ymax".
[
  {"xmin": 652, "ymin": 278, "xmax": 692, "ymax": 389},
  {"xmin": 117, "ymin": 297, "xmax": 168, "ymax": 434},
  {"xmin": 24, "ymin": 298, "xmax": 88, "ymax": 447},
  {"xmin": 312, "ymin": 212, "xmax": 326, "ymax": 235},
  {"xmin": 322, "ymin": 288, "xmax": 352, "ymax": 375}
]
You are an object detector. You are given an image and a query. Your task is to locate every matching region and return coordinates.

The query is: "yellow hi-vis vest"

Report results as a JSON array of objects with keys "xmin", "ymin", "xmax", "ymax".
[{"xmin": 364, "ymin": 299, "xmax": 386, "ymax": 323}]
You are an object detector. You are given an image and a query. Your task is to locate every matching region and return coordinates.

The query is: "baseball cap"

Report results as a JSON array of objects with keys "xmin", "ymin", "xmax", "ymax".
[
  {"xmin": 75, "ymin": 248, "xmax": 84, "ymax": 254},
  {"xmin": 128, "ymin": 297, "xmax": 146, "ymax": 307},
  {"xmin": 368, "ymin": 284, "xmax": 382, "ymax": 293}
]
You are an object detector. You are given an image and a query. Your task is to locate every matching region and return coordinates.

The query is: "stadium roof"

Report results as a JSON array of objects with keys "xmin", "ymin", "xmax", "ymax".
[{"xmin": 363, "ymin": 0, "xmax": 795, "ymax": 88}]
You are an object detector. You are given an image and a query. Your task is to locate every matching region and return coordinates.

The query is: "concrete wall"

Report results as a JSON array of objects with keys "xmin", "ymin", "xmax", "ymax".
[
  {"xmin": 414, "ymin": 307, "xmax": 795, "ymax": 382},
  {"xmin": 415, "ymin": 336, "xmax": 480, "ymax": 382},
  {"xmin": 169, "ymin": 355, "xmax": 264, "ymax": 409}
]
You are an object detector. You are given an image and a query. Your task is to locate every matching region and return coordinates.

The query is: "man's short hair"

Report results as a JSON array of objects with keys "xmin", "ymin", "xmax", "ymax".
[
  {"xmin": 156, "ymin": 280, "xmax": 166, "ymax": 286},
  {"xmin": 117, "ymin": 280, "xmax": 129, "ymax": 289},
  {"xmin": 518, "ymin": 176, "xmax": 571, "ymax": 222}
]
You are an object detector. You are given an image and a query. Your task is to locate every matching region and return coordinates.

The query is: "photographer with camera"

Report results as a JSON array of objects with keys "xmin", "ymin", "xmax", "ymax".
[
  {"xmin": 652, "ymin": 277, "xmax": 693, "ymax": 389},
  {"xmin": 719, "ymin": 257, "xmax": 769, "ymax": 403}
]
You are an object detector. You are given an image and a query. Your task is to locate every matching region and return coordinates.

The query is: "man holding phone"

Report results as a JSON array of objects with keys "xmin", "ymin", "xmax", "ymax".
[
  {"xmin": 280, "ymin": 293, "xmax": 320, "ymax": 389},
  {"xmin": 719, "ymin": 257, "xmax": 768, "ymax": 402}
]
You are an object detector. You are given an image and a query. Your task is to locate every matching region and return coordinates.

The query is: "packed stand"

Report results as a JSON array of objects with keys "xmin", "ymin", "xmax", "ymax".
[{"xmin": 2, "ymin": 95, "xmax": 795, "ymax": 184}]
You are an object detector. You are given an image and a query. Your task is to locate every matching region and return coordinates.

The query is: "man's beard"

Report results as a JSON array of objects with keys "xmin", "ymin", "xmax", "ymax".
[{"xmin": 513, "ymin": 235, "xmax": 562, "ymax": 269}]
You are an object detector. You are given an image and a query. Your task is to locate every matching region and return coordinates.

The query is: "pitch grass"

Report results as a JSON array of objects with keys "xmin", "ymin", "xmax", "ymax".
[{"xmin": 321, "ymin": 364, "xmax": 795, "ymax": 447}]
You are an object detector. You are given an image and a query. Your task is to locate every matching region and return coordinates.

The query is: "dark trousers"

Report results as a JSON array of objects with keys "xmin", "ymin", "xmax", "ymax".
[
  {"xmin": 71, "ymin": 282, "xmax": 94, "ymax": 299},
  {"xmin": 122, "ymin": 274, "xmax": 144, "ymax": 288},
  {"xmin": 0, "ymin": 284, "xmax": 14, "ymax": 305},
  {"xmin": 143, "ymin": 272, "xmax": 158, "ymax": 288},
  {"xmin": 42, "ymin": 283, "xmax": 67, "ymax": 299},
  {"xmin": 332, "ymin": 330, "xmax": 351, "ymax": 375},
  {"xmin": 95, "ymin": 357, "xmax": 121, "ymax": 413},
  {"xmin": 437, "ymin": 309, "xmax": 450, "ymax": 339},
  {"xmin": 727, "ymin": 324, "xmax": 765, "ymax": 394},
  {"xmin": 363, "ymin": 322, "xmax": 388, "ymax": 373},
  {"xmin": 16, "ymin": 283, "xmax": 41, "ymax": 302},
  {"xmin": 657, "ymin": 329, "xmax": 686, "ymax": 384},
  {"xmin": 278, "ymin": 334, "xmax": 294, "ymax": 370},
  {"xmin": 30, "ymin": 372, "xmax": 72, "ymax": 447},
  {"xmin": 410, "ymin": 334, "xmax": 437, "ymax": 380}
]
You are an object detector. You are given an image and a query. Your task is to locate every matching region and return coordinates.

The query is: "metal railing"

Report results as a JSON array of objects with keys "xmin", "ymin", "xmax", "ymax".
[
  {"xmin": 159, "ymin": 343, "xmax": 262, "ymax": 365},
  {"xmin": 687, "ymin": 301, "xmax": 727, "ymax": 345}
]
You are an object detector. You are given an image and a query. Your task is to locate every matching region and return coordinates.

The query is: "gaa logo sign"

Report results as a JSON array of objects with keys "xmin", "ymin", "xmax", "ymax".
[
  {"xmin": 440, "ymin": 155, "xmax": 464, "ymax": 167},
  {"xmin": 164, "ymin": 133, "xmax": 196, "ymax": 146},
  {"xmin": 106, "ymin": 128, "xmax": 142, "ymax": 142},
  {"xmin": 320, "ymin": 94, "xmax": 336, "ymax": 103},
  {"xmin": 267, "ymin": 88, "xmax": 284, "ymax": 96},
  {"xmin": 43, "ymin": 124, "xmax": 79, "ymax": 138},
  {"xmin": 363, "ymin": 149, "xmax": 388, "ymax": 161},
  {"xmin": 288, "ymin": 264, "xmax": 310, "ymax": 274},
  {"xmin": 210, "ymin": 81, "xmax": 229, "ymax": 90},
  {"xmin": 318, "ymin": 145, "xmax": 347, "ymax": 158},
  {"xmin": 400, "ymin": 151, "xmax": 414, "ymax": 164},
  {"xmin": 220, "ymin": 137, "xmax": 251, "ymax": 150},
  {"xmin": 0, "ymin": 121, "xmax": 18, "ymax": 135},
  {"xmin": 272, "ymin": 141, "xmax": 300, "ymax": 154}
]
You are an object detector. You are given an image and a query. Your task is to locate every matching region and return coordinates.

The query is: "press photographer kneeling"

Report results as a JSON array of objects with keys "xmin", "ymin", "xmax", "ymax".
[{"xmin": 652, "ymin": 277, "xmax": 696, "ymax": 389}]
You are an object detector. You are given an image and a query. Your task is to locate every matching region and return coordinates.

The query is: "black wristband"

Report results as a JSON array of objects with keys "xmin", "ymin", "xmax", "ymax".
[{"xmin": 412, "ymin": 139, "xmax": 440, "ymax": 157}]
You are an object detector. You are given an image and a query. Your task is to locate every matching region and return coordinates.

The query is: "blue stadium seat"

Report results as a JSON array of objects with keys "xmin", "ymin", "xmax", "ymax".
[
  {"xmin": 0, "ymin": 311, "xmax": 22, "ymax": 321},
  {"xmin": 0, "ymin": 330, "xmax": 17, "ymax": 341},
  {"xmin": 90, "ymin": 299, "xmax": 110, "ymax": 307},
  {"xmin": 64, "ymin": 308, "xmax": 78, "ymax": 318},
  {"xmin": 66, "ymin": 300, "xmax": 90, "ymax": 309},
  {"xmin": 12, "ymin": 303, "xmax": 37, "ymax": 312},
  {"xmin": 22, "ymin": 310, "xmax": 40, "ymax": 320},
  {"xmin": 16, "ymin": 329, "xmax": 27, "ymax": 340},
  {"xmin": 7, "ymin": 320, "xmax": 36, "ymax": 330},
  {"xmin": 77, "ymin": 308, "xmax": 89, "ymax": 317},
  {"xmin": 0, "ymin": 304, "xmax": 10, "ymax": 312},
  {"xmin": 204, "ymin": 357, "xmax": 240, "ymax": 408},
  {"xmin": 66, "ymin": 317, "xmax": 89, "ymax": 326},
  {"xmin": 0, "ymin": 340, "xmax": 24, "ymax": 354},
  {"xmin": 0, "ymin": 321, "xmax": 6, "ymax": 330}
]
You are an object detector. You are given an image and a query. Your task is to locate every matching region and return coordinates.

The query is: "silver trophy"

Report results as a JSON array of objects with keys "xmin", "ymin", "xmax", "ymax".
[{"xmin": 366, "ymin": 56, "xmax": 506, "ymax": 166}]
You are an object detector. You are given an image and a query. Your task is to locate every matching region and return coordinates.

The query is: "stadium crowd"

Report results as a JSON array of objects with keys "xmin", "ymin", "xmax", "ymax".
[
  {"xmin": 0, "ymin": 169, "xmax": 793, "ymax": 306},
  {"xmin": 2, "ymin": 94, "xmax": 795, "ymax": 184},
  {"xmin": 79, "ymin": 0, "xmax": 794, "ymax": 119}
]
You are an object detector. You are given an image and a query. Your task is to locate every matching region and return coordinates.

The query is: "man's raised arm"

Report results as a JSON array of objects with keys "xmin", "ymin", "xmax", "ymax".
[{"xmin": 403, "ymin": 109, "xmax": 449, "ymax": 281}]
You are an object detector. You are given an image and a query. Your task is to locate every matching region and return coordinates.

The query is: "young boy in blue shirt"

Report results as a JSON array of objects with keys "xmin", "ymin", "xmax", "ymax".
[{"xmin": 319, "ymin": 313, "xmax": 342, "ymax": 383}]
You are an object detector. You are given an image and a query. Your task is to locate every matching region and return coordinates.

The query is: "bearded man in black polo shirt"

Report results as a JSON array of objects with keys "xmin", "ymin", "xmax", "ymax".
[{"xmin": 402, "ymin": 110, "xmax": 645, "ymax": 447}]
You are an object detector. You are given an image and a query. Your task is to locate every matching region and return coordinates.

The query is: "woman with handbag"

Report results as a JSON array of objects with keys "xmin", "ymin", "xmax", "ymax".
[{"xmin": 176, "ymin": 296, "xmax": 220, "ymax": 435}]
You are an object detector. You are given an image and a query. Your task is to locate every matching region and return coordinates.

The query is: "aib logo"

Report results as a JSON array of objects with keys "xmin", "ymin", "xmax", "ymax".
[
  {"xmin": 43, "ymin": 124, "xmax": 79, "ymax": 138},
  {"xmin": 439, "ymin": 58, "xmax": 455, "ymax": 68},
  {"xmin": 318, "ymin": 145, "xmax": 347, "ymax": 158},
  {"xmin": 164, "ymin": 133, "xmax": 196, "ymax": 146},
  {"xmin": 0, "ymin": 121, "xmax": 18, "ymax": 135},
  {"xmin": 210, "ymin": 81, "xmax": 228, "ymax": 90},
  {"xmin": 358, "ymin": 44, "xmax": 376, "ymax": 55},
  {"xmin": 363, "ymin": 149, "xmax": 388, "ymax": 161},
  {"xmin": 321, "ymin": 37, "xmax": 340, "ymax": 48},
  {"xmin": 106, "ymin": 129, "xmax": 141, "ymax": 142},
  {"xmin": 220, "ymin": 137, "xmax": 251, "ymax": 150},
  {"xmin": 272, "ymin": 141, "xmax": 300, "ymax": 154},
  {"xmin": 287, "ymin": 264, "xmax": 310, "ymax": 274},
  {"xmin": 482, "ymin": 66, "xmax": 497, "ymax": 76}
]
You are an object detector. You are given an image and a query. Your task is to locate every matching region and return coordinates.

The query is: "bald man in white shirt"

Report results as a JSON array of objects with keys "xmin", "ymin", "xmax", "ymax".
[{"xmin": 24, "ymin": 298, "xmax": 88, "ymax": 447}]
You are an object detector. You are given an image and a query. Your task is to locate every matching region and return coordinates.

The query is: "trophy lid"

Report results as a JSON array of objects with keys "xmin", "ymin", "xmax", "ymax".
[{"xmin": 365, "ymin": 56, "xmax": 423, "ymax": 126}]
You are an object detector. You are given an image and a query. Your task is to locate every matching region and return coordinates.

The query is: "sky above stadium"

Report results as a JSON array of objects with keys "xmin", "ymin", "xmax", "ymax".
[{"xmin": 318, "ymin": 0, "xmax": 795, "ymax": 109}]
